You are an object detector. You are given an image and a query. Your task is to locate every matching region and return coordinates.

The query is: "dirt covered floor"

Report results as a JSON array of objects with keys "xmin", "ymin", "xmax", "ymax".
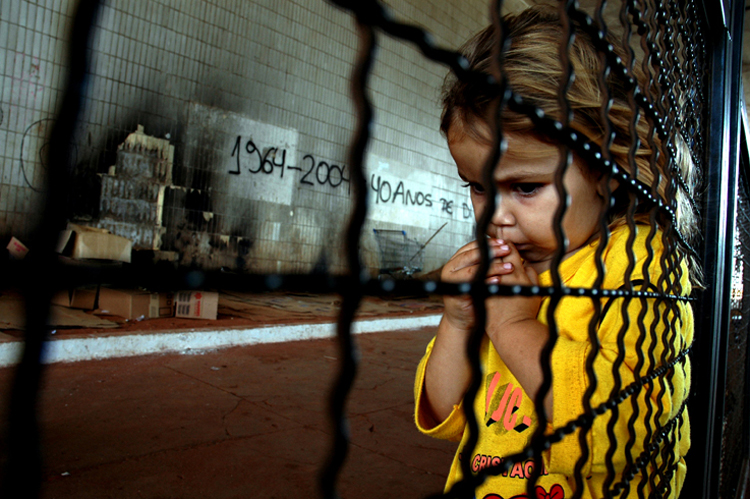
[{"xmin": 0, "ymin": 327, "xmax": 455, "ymax": 498}]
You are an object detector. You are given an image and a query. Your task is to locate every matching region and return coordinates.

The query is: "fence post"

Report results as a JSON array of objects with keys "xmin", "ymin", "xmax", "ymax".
[{"xmin": 688, "ymin": 0, "xmax": 745, "ymax": 497}]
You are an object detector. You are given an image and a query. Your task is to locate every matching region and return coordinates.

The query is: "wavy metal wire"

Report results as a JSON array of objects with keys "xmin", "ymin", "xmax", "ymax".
[{"xmin": 602, "ymin": 1, "xmax": 641, "ymax": 493}]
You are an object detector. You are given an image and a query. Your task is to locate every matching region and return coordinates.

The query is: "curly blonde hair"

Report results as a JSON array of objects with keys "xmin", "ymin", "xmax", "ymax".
[{"xmin": 441, "ymin": 5, "xmax": 702, "ymax": 284}]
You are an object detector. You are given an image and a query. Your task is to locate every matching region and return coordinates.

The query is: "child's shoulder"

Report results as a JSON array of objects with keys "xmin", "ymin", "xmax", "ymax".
[
  {"xmin": 605, "ymin": 222, "xmax": 664, "ymax": 258},
  {"xmin": 542, "ymin": 223, "xmax": 675, "ymax": 288},
  {"xmin": 602, "ymin": 223, "xmax": 690, "ymax": 292}
]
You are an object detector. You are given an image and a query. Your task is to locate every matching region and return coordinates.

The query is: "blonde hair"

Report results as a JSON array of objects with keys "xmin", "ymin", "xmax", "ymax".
[{"xmin": 441, "ymin": 5, "xmax": 702, "ymax": 284}]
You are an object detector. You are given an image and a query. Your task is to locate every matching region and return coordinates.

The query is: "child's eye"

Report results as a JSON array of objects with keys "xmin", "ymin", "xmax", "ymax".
[
  {"xmin": 513, "ymin": 183, "xmax": 543, "ymax": 195},
  {"xmin": 461, "ymin": 182, "xmax": 485, "ymax": 195}
]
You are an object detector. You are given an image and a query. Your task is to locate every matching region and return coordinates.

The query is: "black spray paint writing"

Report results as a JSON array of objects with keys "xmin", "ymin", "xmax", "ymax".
[
  {"xmin": 229, "ymin": 136, "xmax": 287, "ymax": 177},
  {"xmin": 367, "ymin": 175, "xmax": 471, "ymax": 220},
  {"xmin": 229, "ymin": 136, "xmax": 474, "ymax": 219},
  {"xmin": 439, "ymin": 198, "xmax": 453, "ymax": 215},
  {"xmin": 369, "ymin": 174, "xmax": 433, "ymax": 207},
  {"xmin": 291, "ymin": 154, "xmax": 350, "ymax": 194},
  {"xmin": 230, "ymin": 136, "xmax": 350, "ymax": 194}
]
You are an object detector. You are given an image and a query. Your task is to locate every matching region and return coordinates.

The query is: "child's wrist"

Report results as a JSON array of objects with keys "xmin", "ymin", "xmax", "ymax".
[
  {"xmin": 487, "ymin": 316, "xmax": 541, "ymax": 339},
  {"xmin": 439, "ymin": 313, "xmax": 474, "ymax": 336}
]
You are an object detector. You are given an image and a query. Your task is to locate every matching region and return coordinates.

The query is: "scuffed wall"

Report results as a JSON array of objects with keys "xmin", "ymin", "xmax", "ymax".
[{"xmin": 0, "ymin": 0, "xmax": 531, "ymax": 275}]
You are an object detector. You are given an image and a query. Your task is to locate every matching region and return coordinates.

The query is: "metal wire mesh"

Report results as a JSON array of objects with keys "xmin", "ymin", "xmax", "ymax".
[{"xmin": 0, "ymin": 0, "xmax": 740, "ymax": 498}]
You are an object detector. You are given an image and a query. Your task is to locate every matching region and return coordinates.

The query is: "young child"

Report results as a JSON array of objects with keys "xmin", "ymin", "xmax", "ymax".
[{"xmin": 414, "ymin": 6, "xmax": 698, "ymax": 499}]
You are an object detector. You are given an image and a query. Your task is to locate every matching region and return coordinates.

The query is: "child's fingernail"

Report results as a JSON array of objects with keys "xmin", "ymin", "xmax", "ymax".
[
  {"xmin": 503, "ymin": 262, "xmax": 513, "ymax": 270},
  {"xmin": 488, "ymin": 277, "xmax": 500, "ymax": 284},
  {"xmin": 492, "ymin": 246, "xmax": 509, "ymax": 257},
  {"xmin": 500, "ymin": 245, "xmax": 509, "ymax": 251}
]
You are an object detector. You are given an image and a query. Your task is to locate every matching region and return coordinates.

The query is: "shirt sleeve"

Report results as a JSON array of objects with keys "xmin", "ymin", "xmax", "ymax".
[{"xmin": 414, "ymin": 336, "xmax": 466, "ymax": 442}]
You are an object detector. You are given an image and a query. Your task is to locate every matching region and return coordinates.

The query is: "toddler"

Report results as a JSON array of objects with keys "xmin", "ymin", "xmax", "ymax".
[{"xmin": 414, "ymin": 5, "xmax": 698, "ymax": 499}]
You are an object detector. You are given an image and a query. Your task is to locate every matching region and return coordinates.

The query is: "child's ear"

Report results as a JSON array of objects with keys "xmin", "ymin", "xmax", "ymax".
[{"xmin": 595, "ymin": 175, "xmax": 620, "ymax": 198}]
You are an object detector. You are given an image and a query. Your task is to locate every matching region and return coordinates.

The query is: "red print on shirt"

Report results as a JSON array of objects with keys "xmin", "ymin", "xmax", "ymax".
[
  {"xmin": 482, "ymin": 483, "xmax": 565, "ymax": 499},
  {"xmin": 535, "ymin": 484, "xmax": 565, "ymax": 499}
]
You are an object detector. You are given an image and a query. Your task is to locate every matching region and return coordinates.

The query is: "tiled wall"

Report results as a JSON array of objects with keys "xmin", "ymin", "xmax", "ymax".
[{"xmin": 0, "ymin": 0, "xmax": 530, "ymax": 275}]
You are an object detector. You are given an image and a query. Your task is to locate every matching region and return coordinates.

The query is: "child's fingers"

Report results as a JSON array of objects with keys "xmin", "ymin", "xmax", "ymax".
[
  {"xmin": 452, "ymin": 239, "xmax": 510, "ymax": 258},
  {"xmin": 485, "ymin": 243, "xmax": 535, "ymax": 285},
  {"xmin": 449, "ymin": 242, "xmax": 511, "ymax": 269},
  {"xmin": 524, "ymin": 265, "xmax": 538, "ymax": 285},
  {"xmin": 486, "ymin": 259, "xmax": 514, "ymax": 278},
  {"xmin": 448, "ymin": 252, "xmax": 514, "ymax": 280}
]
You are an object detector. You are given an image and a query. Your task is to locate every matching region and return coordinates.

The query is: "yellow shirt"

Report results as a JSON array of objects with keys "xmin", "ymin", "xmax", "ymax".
[{"xmin": 414, "ymin": 224, "xmax": 693, "ymax": 499}]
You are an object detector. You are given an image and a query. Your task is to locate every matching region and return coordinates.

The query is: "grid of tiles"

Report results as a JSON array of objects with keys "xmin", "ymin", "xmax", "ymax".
[{"xmin": 0, "ymin": 0, "xmax": 492, "ymax": 274}]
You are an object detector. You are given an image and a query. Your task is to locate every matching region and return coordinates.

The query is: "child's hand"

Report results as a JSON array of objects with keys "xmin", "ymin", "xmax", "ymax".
[
  {"xmin": 440, "ymin": 238, "xmax": 517, "ymax": 332},
  {"xmin": 484, "ymin": 241, "xmax": 542, "ymax": 334},
  {"xmin": 430, "ymin": 241, "xmax": 549, "ymax": 423}
]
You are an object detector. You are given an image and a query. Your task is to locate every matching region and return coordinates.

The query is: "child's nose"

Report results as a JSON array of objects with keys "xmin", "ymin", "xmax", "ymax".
[{"xmin": 491, "ymin": 196, "xmax": 516, "ymax": 226}]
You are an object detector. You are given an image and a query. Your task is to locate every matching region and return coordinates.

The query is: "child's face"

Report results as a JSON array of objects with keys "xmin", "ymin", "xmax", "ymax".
[{"xmin": 448, "ymin": 130, "xmax": 606, "ymax": 275}]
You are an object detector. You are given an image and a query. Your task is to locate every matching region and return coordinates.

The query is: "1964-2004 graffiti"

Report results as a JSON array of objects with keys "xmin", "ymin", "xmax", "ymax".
[{"xmin": 229, "ymin": 135, "xmax": 472, "ymax": 220}]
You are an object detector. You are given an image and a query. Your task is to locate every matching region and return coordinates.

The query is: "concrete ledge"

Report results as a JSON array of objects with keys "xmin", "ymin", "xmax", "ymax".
[{"xmin": 0, "ymin": 314, "xmax": 441, "ymax": 367}]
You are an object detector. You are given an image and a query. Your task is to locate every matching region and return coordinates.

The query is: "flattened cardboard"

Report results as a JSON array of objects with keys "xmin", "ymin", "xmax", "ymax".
[
  {"xmin": 175, "ymin": 291, "xmax": 218, "ymax": 320},
  {"xmin": 57, "ymin": 224, "xmax": 132, "ymax": 262},
  {"xmin": 0, "ymin": 294, "xmax": 117, "ymax": 330}
]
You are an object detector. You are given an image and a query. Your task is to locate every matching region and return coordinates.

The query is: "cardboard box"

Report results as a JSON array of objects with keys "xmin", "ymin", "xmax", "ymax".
[
  {"xmin": 175, "ymin": 291, "xmax": 219, "ymax": 320},
  {"xmin": 53, "ymin": 287, "xmax": 174, "ymax": 320},
  {"xmin": 97, "ymin": 288, "xmax": 174, "ymax": 320},
  {"xmin": 6, "ymin": 237, "xmax": 29, "ymax": 259},
  {"xmin": 52, "ymin": 287, "xmax": 99, "ymax": 310},
  {"xmin": 57, "ymin": 224, "xmax": 132, "ymax": 263}
]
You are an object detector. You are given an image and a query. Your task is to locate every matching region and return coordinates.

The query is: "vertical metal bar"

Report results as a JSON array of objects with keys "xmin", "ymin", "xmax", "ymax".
[
  {"xmin": 0, "ymin": 1, "xmax": 101, "ymax": 497},
  {"xmin": 526, "ymin": 0, "xmax": 575, "ymax": 494},
  {"xmin": 318, "ymin": 2, "xmax": 375, "ymax": 497},
  {"xmin": 635, "ymin": 5, "xmax": 664, "ymax": 495},
  {"xmin": 688, "ymin": 0, "xmax": 744, "ymax": 497},
  {"xmin": 741, "ymin": 102, "xmax": 750, "ymax": 484},
  {"xmin": 454, "ymin": 2, "xmax": 508, "ymax": 494},
  {"xmin": 571, "ymin": 0, "xmax": 612, "ymax": 495},
  {"xmin": 602, "ymin": 2, "xmax": 641, "ymax": 493},
  {"xmin": 652, "ymin": 2, "xmax": 685, "ymax": 492}
]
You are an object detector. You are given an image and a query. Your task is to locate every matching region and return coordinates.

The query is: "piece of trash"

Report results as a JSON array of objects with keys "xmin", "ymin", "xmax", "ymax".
[
  {"xmin": 210, "ymin": 366, "xmax": 220, "ymax": 371},
  {"xmin": 6, "ymin": 237, "xmax": 29, "ymax": 259},
  {"xmin": 61, "ymin": 472, "xmax": 70, "ymax": 477},
  {"xmin": 324, "ymin": 356, "xmax": 337, "ymax": 361},
  {"xmin": 175, "ymin": 291, "xmax": 218, "ymax": 320},
  {"xmin": 136, "ymin": 315, "xmax": 145, "ymax": 321},
  {"xmin": 100, "ymin": 309, "xmax": 110, "ymax": 314},
  {"xmin": 50, "ymin": 330, "xmax": 56, "ymax": 335}
]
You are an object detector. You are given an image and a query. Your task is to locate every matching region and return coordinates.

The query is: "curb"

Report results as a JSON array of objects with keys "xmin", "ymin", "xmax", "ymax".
[{"xmin": 0, "ymin": 314, "xmax": 442, "ymax": 367}]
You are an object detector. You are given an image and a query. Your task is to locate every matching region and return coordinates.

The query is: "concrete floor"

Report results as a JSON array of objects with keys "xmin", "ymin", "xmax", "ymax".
[{"xmin": 0, "ymin": 327, "xmax": 455, "ymax": 498}]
